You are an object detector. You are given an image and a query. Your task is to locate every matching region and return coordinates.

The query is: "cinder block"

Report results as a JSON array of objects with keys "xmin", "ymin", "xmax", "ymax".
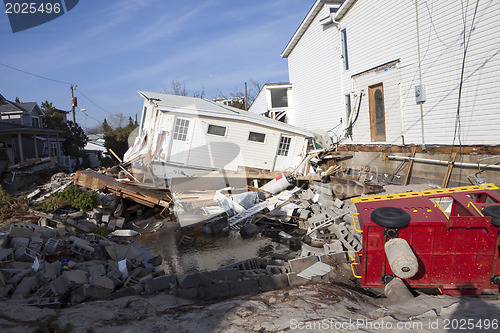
[
  {"xmin": 230, "ymin": 278, "xmax": 260, "ymax": 296},
  {"xmin": 107, "ymin": 218, "xmax": 116, "ymax": 230},
  {"xmin": 90, "ymin": 275, "xmax": 114, "ymax": 291},
  {"xmin": 177, "ymin": 273, "xmax": 199, "ymax": 289},
  {"xmin": 198, "ymin": 282, "xmax": 231, "ymax": 300},
  {"xmin": 196, "ymin": 272, "xmax": 213, "ymax": 286},
  {"xmin": 288, "ymin": 256, "xmax": 320, "ymax": 273},
  {"xmin": 70, "ymin": 242, "xmax": 95, "ymax": 257},
  {"xmin": 323, "ymin": 240, "xmax": 344, "ymax": 254},
  {"xmin": 50, "ymin": 274, "xmax": 70, "ymax": 296},
  {"xmin": 85, "ymin": 284, "xmax": 112, "ymax": 299},
  {"xmin": 115, "ymin": 217, "xmax": 125, "ymax": 228},
  {"xmin": 145, "ymin": 274, "xmax": 176, "ymax": 294},
  {"xmin": 320, "ymin": 252, "xmax": 348, "ymax": 264},
  {"xmin": 15, "ymin": 247, "xmax": 38, "ymax": 262},
  {"xmin": 68, "ymin": 235, "xmax": 90, "ymax": 246},
  {"xmin": 0, "ymin": 248, "xmax": 14, "ymax": 262},
  {"xmin": 9, "ymin": 224, "xmax": 34, "ymax": 238},
  {"xmin": 259, "ymin": 274, "xmax": 289, "ymax": 292},
  {"xmin": 209, "ymin": 269, "xmax": 239, "ymax": 283},
  {"xmin": 265, "ymin": 265, "xmax": 290, "ymax": 275},
  {"xmin": 106, "ymin": 269, "xmax": 123, "ymax": 288},
  {"xmin": 44, "ymin": 238, "xmax": 59, "ymax": 255},
  {"xmin": 25, "ymin": 296, "xmax": 61, "ymax": 309},
  {"xmin": 111, "ymin": 286, "xmax": 137, "ymax": 299},
  {"xmin": 101, "ymin": 215, "xmax": 111, "ymax": 223},
  {"xmin": 175, "ymin": 286, "xmax": 198, "ymax": 299},
  {"xmin": 287, "ymin": 272, "xmax": 311, "ymax": 286},
  {"xmin": 63, "ymin": 270, "xmax": 88, "ymax": 285},
  {"xmin": 87, "ymin": 264, "xmax": 106, "ymax": 277},
  {"xmin": 12, "ymin": 276, "xmax": 35, "ymax": 298},
  {"xmin": 43, "ymin": 261, "xmax": 61, "ymax": 280},
  {"xmin": 11, "ymin": 237, "xmax": 29, "ymax": 249}
]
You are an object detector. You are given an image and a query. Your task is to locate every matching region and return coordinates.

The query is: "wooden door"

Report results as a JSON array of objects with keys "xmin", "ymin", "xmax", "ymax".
[{"xmin": 369, "ymin": 83, "xmax": 386, "ymax": 141}]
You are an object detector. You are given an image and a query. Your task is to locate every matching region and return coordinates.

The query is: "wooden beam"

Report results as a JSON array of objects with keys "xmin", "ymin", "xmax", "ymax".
[
  {"xmin": 402, "ymin": 146, "xmax": 417, "ymax": 186},
  {"xmin": 441, "ymin": 152, "xmax": 458, "ymax": 188}
]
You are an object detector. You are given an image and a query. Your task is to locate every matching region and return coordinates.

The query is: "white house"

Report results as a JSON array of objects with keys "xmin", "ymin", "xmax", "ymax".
[
  {"xmin": 253, "ymin": 0, "xmax": 500, "ymax": 147},
  {"xmin": 250, "ymin": 83, "xmax": 292, "ymax": 123},
  {"xmin": 124, "ymin": 91, "xmax": 313, "ymax": 179}
]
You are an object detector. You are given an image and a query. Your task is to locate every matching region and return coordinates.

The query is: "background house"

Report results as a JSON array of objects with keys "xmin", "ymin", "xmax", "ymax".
[{"xmin": 0, "ymin": 94, "xmax": 65, "ymax": 169}]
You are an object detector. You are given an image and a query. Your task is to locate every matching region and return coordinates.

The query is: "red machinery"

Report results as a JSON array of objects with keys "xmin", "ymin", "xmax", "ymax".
[{"xmin": 350, "ymin": 183, "xmax": 500, "ymax": 294}]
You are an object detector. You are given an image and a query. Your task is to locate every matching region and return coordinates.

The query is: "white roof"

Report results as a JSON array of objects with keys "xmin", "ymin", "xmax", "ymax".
[{"xmin": 138, "ymin": 91, "xmax": 313, "ymax": 137}]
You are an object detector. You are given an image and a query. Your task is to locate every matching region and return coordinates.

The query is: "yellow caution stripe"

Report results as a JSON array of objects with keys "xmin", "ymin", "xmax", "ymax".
[{"xmin": 351, "ymin": 183, "xmax": 499, "ymax": 204}]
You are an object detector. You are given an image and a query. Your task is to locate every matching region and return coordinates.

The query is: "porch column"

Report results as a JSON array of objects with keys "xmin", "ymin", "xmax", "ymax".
[
  {"xmin": 47, "ymin": 135, "xmax": 51, "ymax": 157},
  {"xmin": 56, "ymin": 134, "xmax": 61, "ymax": 162},
  {"xmin": 17, "ymin": 133, "xmax": 24, "ymax": 163},
  {"xmin": 33, "ymin": 134, "xmax": 39, "ymax": 159}
]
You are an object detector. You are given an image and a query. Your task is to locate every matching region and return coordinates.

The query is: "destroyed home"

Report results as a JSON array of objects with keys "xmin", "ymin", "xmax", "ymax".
[
  {"xmin": 124, "ymin": 91, "xmax": 314, "ymax": 178},
  {"xmin": 251, "ymin": 0, "xmax": 500, "ymax": 185}
]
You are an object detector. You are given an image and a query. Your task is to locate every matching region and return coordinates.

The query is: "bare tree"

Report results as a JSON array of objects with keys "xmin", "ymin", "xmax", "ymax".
[
  {"xmin": 109, "ymin": 112, "xmax": 126, "ymax": 129},
  {"xmin": 192, "ymin": 86, "xmax": 206, "ymax": 99},
  {"xmin": 164, "ymin": 79, "xmax": 188, "ymax": 96},
  {"xmin": 86, "ymin": 124, "xmax": 103, "ymax": 135},
  {"xmin": 247, "ymin": 78, "xmax": 263, "ymax": 107}
]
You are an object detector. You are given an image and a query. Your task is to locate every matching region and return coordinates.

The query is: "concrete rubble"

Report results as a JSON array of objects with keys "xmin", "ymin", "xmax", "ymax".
[{"xmin": 0, "ymin": 164, "xmax": 439, "ymax": 313}]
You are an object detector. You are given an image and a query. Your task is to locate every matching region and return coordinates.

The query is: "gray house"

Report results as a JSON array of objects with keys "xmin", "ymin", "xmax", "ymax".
[{"xmin": 0, "ymin": 94, "xmax": 65, "ymax": 168}]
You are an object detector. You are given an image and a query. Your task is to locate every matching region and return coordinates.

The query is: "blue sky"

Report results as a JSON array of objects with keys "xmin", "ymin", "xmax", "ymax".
[{"xmin": 0, "ymin": 0, "xmax": 313, "ymax": 129}]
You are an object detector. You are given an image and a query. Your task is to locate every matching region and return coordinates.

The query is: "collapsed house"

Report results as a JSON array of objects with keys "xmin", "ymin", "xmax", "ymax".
[{"xmin": 124, "ymin": 92, "xmax": 314, "ymax": 180}]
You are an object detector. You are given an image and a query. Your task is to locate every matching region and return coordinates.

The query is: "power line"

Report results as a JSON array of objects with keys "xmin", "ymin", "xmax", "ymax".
[
  {"xmin": 75, "ymin": 87, "xmax": 113, "ymax": 115},
  {"xmin": 0, "ymin": 61, "xmax": 71, "ymax": 85}
]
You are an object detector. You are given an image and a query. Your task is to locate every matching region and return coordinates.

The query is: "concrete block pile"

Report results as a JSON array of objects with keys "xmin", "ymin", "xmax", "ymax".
[{"xmin": 0, "ymin": 218, "xmax": 347, "ymax": 307}]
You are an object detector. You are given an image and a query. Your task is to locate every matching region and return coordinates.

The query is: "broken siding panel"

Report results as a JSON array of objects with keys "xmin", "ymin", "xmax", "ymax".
[{"xmin": 287, "ymin": 5, "xmax": 343, "ymax": 133}]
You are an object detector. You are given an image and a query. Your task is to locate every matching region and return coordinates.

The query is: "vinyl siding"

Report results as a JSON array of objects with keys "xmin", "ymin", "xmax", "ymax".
[
  {"xmin": 287, "ymin": 7, "xmax": 343, "ymax": 134},
  {"xmin": 187, "ymin": 116, "xmax": 306, "ymax": 172},
  {"xmin": 288, "ymin": 0, "xmax": 500, "ymax": 145},
  {"xmin": 248, "ymin": 88, "xmax": 267, "ymax": 115}
]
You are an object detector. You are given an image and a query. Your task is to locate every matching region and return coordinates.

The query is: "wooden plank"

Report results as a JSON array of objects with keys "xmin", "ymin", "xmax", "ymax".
[
  {"xmin": 402, "ymin": 146, "xmax": 417, "ymax": 186},
  {"xmin": 74, "ymin": 170, "xmax": 171, "ymax": 208},
  {"xmin": 442, "ymin": 152, "xmax": 458, "ymax": 188}
]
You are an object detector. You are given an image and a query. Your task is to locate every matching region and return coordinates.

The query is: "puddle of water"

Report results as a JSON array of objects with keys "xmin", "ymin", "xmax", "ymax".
[{"xmin": 135, "ymin": 221, "xmax": 285, "ymax": 275}]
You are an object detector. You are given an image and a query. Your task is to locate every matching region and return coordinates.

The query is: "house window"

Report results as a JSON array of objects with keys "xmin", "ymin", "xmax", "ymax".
[
  {"xmin": 50, "ymin": 142, "xmax": 57, "ymax": 157},
  {"xmin": 368, "ymin": 83, "xmax": 386, "ymax": 141},
  {"xmin": 271, "ymin": 88, "xmax": 288, "ymax": 108},
  {"xmin": 341, "ymin": 28, "xmax": 349, "ymax": 70},
  {"xmin": 248, "ymin": 131, "xmax": 266, "ymax": 143},
  {"xmin": 345, "ymin": 94, "xmax": 352, "ymax": 122},
  {"xmin": 207, "ymin": 124, "xmax": 226, "ymax": 136},
  {"xmin": 31, "ymin": 117, "xmax": 39, "ymax": 128},
  {"xmin": 277, "ymin": 135, "xmax": 292, "ymax": 156}
]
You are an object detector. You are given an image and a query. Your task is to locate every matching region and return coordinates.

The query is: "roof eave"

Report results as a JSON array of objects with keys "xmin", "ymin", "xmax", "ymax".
[
  {"xmin": 281, "ymin": 0, "xmax": 325, "ymax": 58},
  {"xmin": 334, "ymin": 0, "xmax": 357, "ymax": 21}
]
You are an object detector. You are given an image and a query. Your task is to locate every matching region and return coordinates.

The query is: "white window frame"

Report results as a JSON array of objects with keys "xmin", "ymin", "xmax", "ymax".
[
  {"xmin": 248, "ymin": 131, "xmax": 266, "ymax": 144},
  {"xmin": 207, "ymin": 124, "xmax": 227, "ymax": 137}
]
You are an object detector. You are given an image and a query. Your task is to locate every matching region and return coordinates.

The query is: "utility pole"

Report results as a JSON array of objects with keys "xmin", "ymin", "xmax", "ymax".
[
  {"xmin": 70, "ymin": 84, "xmax": 77, "ymax": 127},
  {"xmin": 244, "ymin": 82, "xmax": 248, "ymax": 111}
]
